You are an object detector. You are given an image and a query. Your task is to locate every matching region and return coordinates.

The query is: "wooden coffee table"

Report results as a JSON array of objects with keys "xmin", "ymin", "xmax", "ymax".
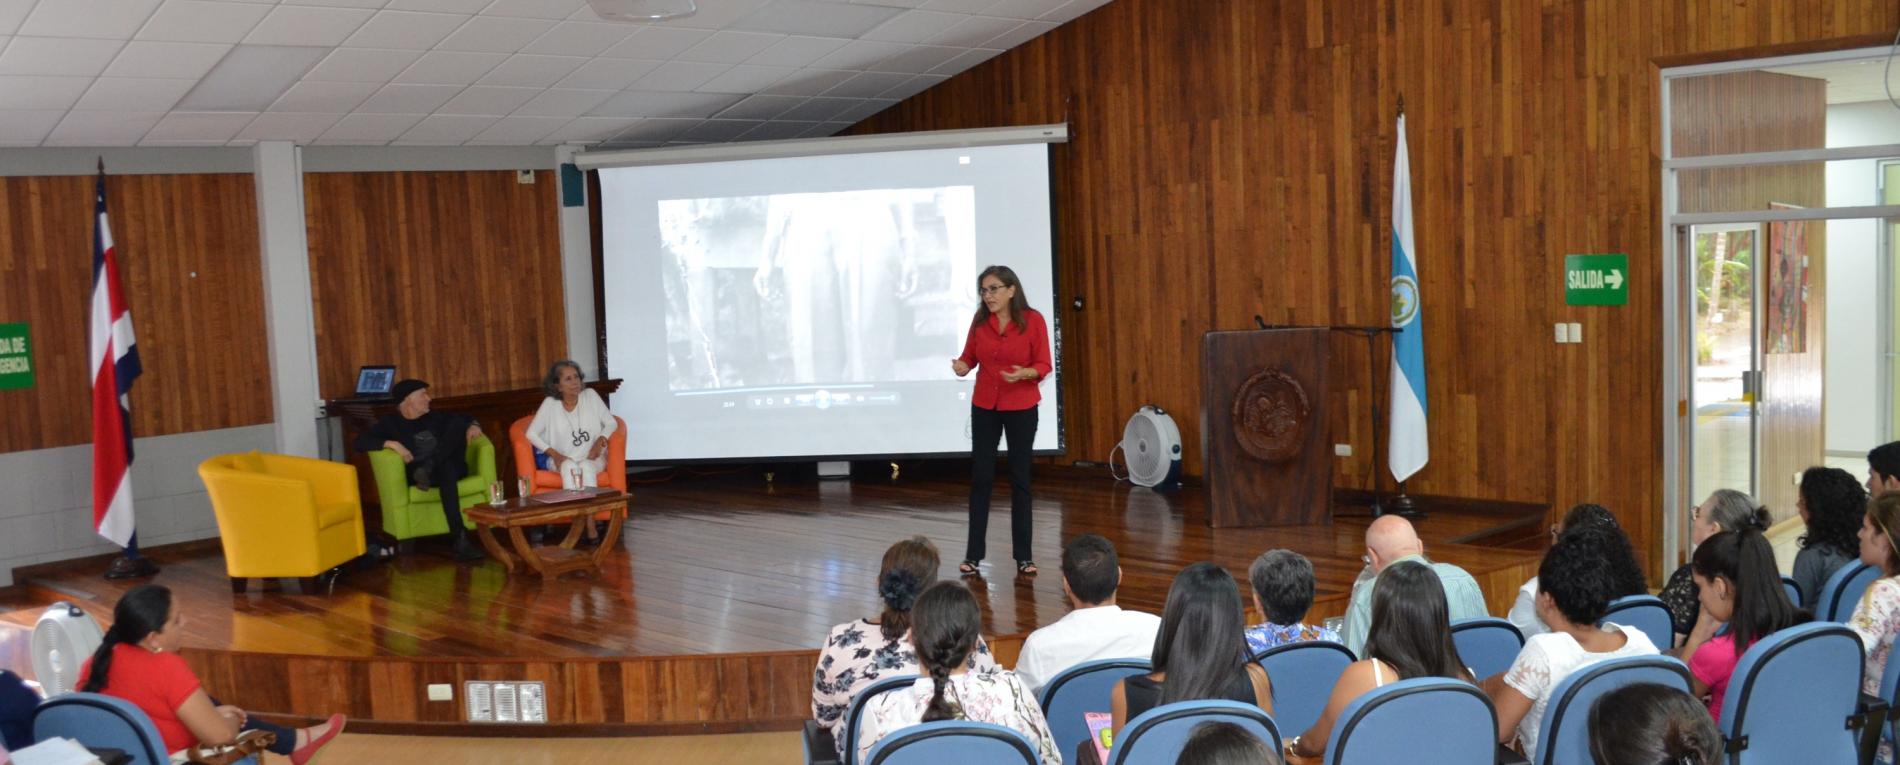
[{"xmin": 463, "ymin": 490, "xmax": 628, "ymax": 577}]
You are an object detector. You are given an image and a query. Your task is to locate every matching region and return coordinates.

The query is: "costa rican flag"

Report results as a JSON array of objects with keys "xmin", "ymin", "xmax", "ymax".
[{"xmin": 91, "ymin": 169, "xmax": 141, "ymax": 548}]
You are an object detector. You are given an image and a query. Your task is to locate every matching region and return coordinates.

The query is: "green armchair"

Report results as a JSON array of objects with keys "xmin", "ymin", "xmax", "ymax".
[{"xmin": 366, "ymin": 435, "xmax": 496, "ymax": 542}]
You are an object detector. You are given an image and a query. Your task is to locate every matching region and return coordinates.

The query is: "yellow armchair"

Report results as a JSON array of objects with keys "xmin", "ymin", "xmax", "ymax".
[{"xmin": 199, "ymin": 452, "xmax": 367, "ymax": 593}]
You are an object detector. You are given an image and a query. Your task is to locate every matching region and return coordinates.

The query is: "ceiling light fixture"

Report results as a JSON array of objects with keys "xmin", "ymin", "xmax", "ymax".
[{"xmin": 588, "ymin": 0, "xmax": 698, "ymax": 22}]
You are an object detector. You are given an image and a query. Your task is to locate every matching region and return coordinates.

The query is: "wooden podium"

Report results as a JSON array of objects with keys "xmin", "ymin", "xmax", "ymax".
[{"xmin": 1201, "ymin": 329, "xmax": 1331, "ymax": 528}]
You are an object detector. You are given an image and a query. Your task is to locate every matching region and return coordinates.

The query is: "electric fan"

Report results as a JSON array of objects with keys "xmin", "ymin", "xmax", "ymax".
[
  {"xmin": 1111, "ymin": 405, "xmax": 1183, "ymax": 490},
  {"xmin": 33, "ymin": 602, "xmax": 104, "ymax": 697}
]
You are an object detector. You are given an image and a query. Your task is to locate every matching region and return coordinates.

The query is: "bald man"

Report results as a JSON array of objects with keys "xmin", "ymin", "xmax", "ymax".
[{"xmin": 1341, "ymin": 515, "xmax": 1490, "ymax": 656}]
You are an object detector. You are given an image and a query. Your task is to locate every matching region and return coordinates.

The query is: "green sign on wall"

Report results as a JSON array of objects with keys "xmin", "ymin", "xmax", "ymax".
[
  {"xmin": 1565, "ymin": 254, "xmax": 1629, "ymax": 306},
  {"xmin": 0, "ymin": 323, "xmax": 32, "ymax": 390}
]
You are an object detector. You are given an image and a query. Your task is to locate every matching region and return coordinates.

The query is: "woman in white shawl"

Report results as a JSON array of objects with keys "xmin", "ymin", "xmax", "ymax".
[{"xmin": 526, "ymin": 360, "xmax": 617, "ymax": 487}]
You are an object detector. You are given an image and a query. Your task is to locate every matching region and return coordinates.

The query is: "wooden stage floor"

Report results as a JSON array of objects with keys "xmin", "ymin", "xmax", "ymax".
[{"xmin": 0, "ymin": 466, "xmax": 1543, "ymax": 734}]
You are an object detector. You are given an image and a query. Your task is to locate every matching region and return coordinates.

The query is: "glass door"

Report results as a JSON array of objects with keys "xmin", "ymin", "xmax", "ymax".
[
  {"xmin": 1688, "ymin": 223, "xmax": 1762, "ymax": 505},
  {"xmin": 1885, "ymin": 162, "xmax": 1900, "ymax": 441}
]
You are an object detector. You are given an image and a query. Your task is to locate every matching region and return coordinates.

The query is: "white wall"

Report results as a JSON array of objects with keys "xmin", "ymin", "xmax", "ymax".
[{"xmin": 1823, "ymin": 101, "xmax": 1897, "ymax": 455}]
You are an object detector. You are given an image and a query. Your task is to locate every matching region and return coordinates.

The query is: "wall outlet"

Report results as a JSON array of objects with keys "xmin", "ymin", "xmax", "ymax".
[
  {"xmin": 1567, "ymin": 322, "xmax": 1582, "ymax": 343},
  {"xmin": 427, "ymin": 683, "xmax": 453, "ymax": 701},
  {"xmin": 1554, "ymin": 323, "xmax": 1569, "ymax": 343},
  {"xmin": 516, "ymin": 170, "xmax": 535, "ymax": 184},
  {"xmin": 1333, "ymin": 443, "xmax": 1353, "ymax": 457}
]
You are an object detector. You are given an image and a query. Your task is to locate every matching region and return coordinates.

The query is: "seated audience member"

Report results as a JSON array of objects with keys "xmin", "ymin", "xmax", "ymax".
[
  {"xmin": 1869, "ymin": 441, "xmax": 1900, "ymax": 496},
  {"xmin": 1846, "ymin": 492, "xmax": 1900, "ymax": 765},
  {"xmin": 1586, "ymin": 682, "xmax": 1721, "ymax": 765},
  {"xmin": 1244, "ymin": 549, "xmax": 1339, "ymax": 655},
  {"xmin": 1112, "ymin": 563, "xmax": 1274, "ymax": 731},
  {"xmin": 812, "ymin": 536, "xmax": 995, "ymax": 757},
  {"xmin": 0, "ymin": 669, "xmax": 37, "ymax": 751},
  {"xmin": 1658, "ymin": 490, "xmax": 1768, "ymax": 646},
  {"xmin": 1014, "ymin": 534, "xmax": 1161, "ymax": 694},
  {"xmin": 351, "ymin": 378, "xmax": 486, "ymax": 561},
  {"xmin": 1486, "ymin": 533, "xmax": 1660, "ymax": 753},
  {"xmin": 77, "ymin": 585, "xmax": 343, "ymax": 764},
  {"xmin": 1508, "ymin": 504, "xmax": 1649, "ymax": 638},
  {"xmin": 1177, "ymin": 721, "xmax": 1284, "ymax": 765},
  {"xmin": 1284, "ymin": 561, "xmax": 1474, "ymax": 760},
  {"xmin": 525, "ymin": 360, "xmax": 617, "ymax": 488},
  {"xmin": 1342, "ymin": 516, "xmax": 1489, "ymax": 656},
  {"xmin": 856, "ymin": 581, "xmax": 1059, "ymax": 765},
  {"xmin": 1791, "ymin": 466, "xmax": 1869, "ymax": 608},
  {"xmin": 1678, "ymin": 528, "xmax": 1806, "ymax": 721}
]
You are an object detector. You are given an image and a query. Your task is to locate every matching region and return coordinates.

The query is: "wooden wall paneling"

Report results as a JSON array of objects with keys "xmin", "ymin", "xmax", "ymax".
[
  {"xmin": 845, "ymin": 0, "xmax": 1900, "ymax": 576},
  {"xmin": 304, "ymin": 170, "xmax": 567, "ymax": 402},
  {"xmin": 0, "ymin": 174, "xmax": 269, "ymax": 454}
]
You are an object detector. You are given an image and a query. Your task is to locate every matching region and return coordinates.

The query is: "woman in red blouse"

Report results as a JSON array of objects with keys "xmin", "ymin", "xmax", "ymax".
[{"xmin": 952, "ymin": 265, "xmax": 1053, "ymax": 576}]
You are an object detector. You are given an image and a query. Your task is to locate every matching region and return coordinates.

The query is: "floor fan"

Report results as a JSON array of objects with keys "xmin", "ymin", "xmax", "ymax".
[
  {"xmin": 1111, "ymin": 405, "xmax": 1183, "ymax": 490},
  {"xmin": 33, "ymin": 602, "xmax": 103, "ymax": 696}
]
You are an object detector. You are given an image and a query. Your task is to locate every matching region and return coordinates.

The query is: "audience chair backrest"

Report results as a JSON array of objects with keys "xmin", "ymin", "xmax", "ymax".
[
  {"xmin": 1818, "ymin": 563, "xmax": 1880, "ymax": 623},
  {"xmin": 1599, "ymin": 595, "xmax": 1674, "ymax": 651},
  {"xmin": 862, "ymin": 720, "xmax": 1039, "ymax": 765},
  {"xmin": 1882, "ymin": 637, "xmax": 1900, "ymax": 748},
  {"xmin": 32, "ymin": 692, "xmax": 169, "ymax": 765},
  {"xmin": 1035, "ymin": 658, "xmax": 1149, "ymax": 757},
  {"xmin": 1781, "ymin": 575, "xmax": 1803, "ymax": 610},
  {"xmin": 1717, "ymin": 622, "xmax": 1863, "ymax": 765},
  {"xmin": 1253, "ymin": 640, "xmax": 1355, "ymax": 736},
  {"xmin": 844, "ymin": 674, "xmax": 920, "ymax": 765},
  {"xmin": 1106, "ymin": 699, "xmax": 1279, "ymax": 765},
  {"xmin": 1450, "ymin": 618, "xmax": 1525, "ymax": 681},
  {"xmin": 1533, "ymin": 655, "xmax": 1692, "ymax": 765},
  {"xmin": 1322, "ymin": 677, "xmax": 1495, "ymax": 765}
]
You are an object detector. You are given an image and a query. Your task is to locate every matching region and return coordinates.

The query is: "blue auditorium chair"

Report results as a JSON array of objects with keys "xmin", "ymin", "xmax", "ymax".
[
  {"xmin": 1599, "ymin": 595, "xmax": 1674, "ymax": 651},
  {"xmin": 1035, "ymin": 658, "xmax": 1149, "ymax": 757},
  {"xmin": 1106, "ymin": 699, "xmax": 1278, "ymax": 765},
  {"xmin": 1531, "ymin": 655, "xmax": 1691, "ymax": 765},
  {"xmin": 33, "ymin": 692, "xmax": 257, "ymax": 765},
  {"xmin": 1321, "ymin": 677, "xmax": 1494, "ymax": 765},
  {"xmin": 1253, "ymin": 640, "xmax": 1354, "ymax": 735},
  {"xmin": 803, "ymin": 674, "xmax": 919, "ymax": 765},
  {"xmin": 1716, "ymin": 622, "xmax": 1863, "ymax": 764},
  {"xmin": 862, "ymin": 720, "xmax": 1039, "ymax": 765},
  {"xmin": 1818, "ymin": 562, "xmax": 1879, "ymax": 622},
  {"xmin": 1782, "ymin": 575, "xmax": 1803, "ymax": 609},
  {"xmin": 1451, "ymin": 617, "xmax": 1526, "ymax": 680}
]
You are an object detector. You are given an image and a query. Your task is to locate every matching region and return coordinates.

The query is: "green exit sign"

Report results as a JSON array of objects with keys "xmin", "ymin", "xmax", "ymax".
[{"xmin": 1565, "ymin": 254, "xmax": 1628, "ymax": 306}]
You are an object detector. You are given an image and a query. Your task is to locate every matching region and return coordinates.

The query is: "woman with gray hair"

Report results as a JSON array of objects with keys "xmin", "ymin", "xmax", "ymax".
[
  {"xmin": 525, "ymin": 360, "xmax": 618, "ymax": 488},
  {"xmin": 1244, "ymin": 549, "xmax": 1340, "ymax": 656},
  {"xmin": 1658, "ymin": 489, "xmax": 1771, "ymax": 647}
]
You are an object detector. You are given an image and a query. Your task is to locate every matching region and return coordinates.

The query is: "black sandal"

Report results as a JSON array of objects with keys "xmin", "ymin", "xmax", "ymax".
[
  {"xmin": 959, "ymin": 560, "xmax": 980, "ymax": 576},
  {"xmin": 1016, "ymin": 560, "xmax": 1038, "ymax": 575}
]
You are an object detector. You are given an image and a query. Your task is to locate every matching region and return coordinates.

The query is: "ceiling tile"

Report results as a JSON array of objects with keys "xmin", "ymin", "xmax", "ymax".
[
  {"xmin": 711, "ymin": 92, "xmax": 804, "ymax": 120},
  {"xmin": 554, "ymin": 57, "xmax": 659, "ymax": 89},
  {"xmin": 677, "ymin": 31, "xmax": 782, "ymax": 64},
  {"xmin": 75, "ymin": 77, "xmax": 197, "ymax": 111},
  {"xmin": 730, "ymin": 0, "xmax": 904, "ymax": 37},
  {"xmin": 680, "ymin": 119, "xmax": 762, "ymax": 141},
  {"xmin": 695, "ymin": 63, "xmax": 791, "ymax": 93},
  {"xmin": 0, "ymin": 109, "xmax": 65, "ymax": 145},
  {"xmin": 386, "ymin": 0, "xmax": 488, "ymax": 10},
  {"xmin": 867, "ymin": 44, "xmax": 963, "ymax": 73},
  {"xmin": 0, "ymin": 37, "xmax": 125, "ymax": 76},
  {"xmin": 760, "ymin": 67, "xmax": 852, "ymax": 96},
  {"xmin": 103, "ymin": 41, "xmax": 229, "ymax": 79},
  {"xmin": 879, "ymin": 72, "xmax": 945, "ymax": 99},
  {"xmin": 743, "ymin": 35, "xmax": 847, "ymax": 68},
  {"xmin": 283, "ymin": 0, "xmax": 390, "ymax": 7},
  {"xmin": 176, "ymin": 44, "xmax": 330, "ymax": 111},
  {"xmin": 661, "ymin": 0, "xmax": 772, "ymax": 29},
  {"xmin": 734, "ymin": 119, "xmax": 815, "ymax": 141},
  {"xmin": 19, "ymin": 0, "xmax": 162, "ymax": 39},
  {"xmin": 437, "ymin": 84, "xmax": 538, "ymax": 114},
  {"xmin": 519, "ymin": 21, "xmax": 636, "ymax": 57},
  {"xmin": 392, "ymin": 50, "xmax": 508, "ymax": 84},
  {"xmin": 0, "ymin": 1, "xmax": 32, "ymax": 36},
  {"xmin": 0, "ymin": 75, "xmax": 93, "ymax": 110},
  {"xmin": 802, "ymin": 120, "xmax": 849, "ymax": 137},
  {"xmin": 437, "ymin": 15, "xmax": 557, "ymax": 53},
  {"xmin": 606, "ymin": 116, "xmax": 696, "ymax": 141},
  {"xmin": 628, "ymin": 60, "xmax": 729, "ymax": 91},
  {"xmin": 245, "ymin": 5, "xmax": 376, "ymax": 46},
  {"xmin": 468, "ymin": 115, "xmax": 568, "ymax": 143},
  {"xmin": 831, "ymin": 98, "xmax": 893, "ymax": 123},
  {"xmin": 980, "ymin": 18, "xmax": 1054, "ymax": 47},
  {"xmin": 342, "ymin": 11, "xmax": 469, "ymax": 50},
  {"xmin": 819, "ymin": 70, "xmax": 909, "ymax": 99},
  {"xmin": 237, "ymin": 112, "xmax": 345, "ymax": 143},
  {"xmin": 318, "ymin": 112, "xmax": 425, "ymax": 142},
  {"xmin": 927, "ymin": 45, "xmax": 998, "ymax": 74},
  {"xmin": 270, "ymin": 80, "xmax": 382, "ymax": 112},
  {"xmin": 860, "ymin": 10, "xmax": 961, "ymax": 44},
  {"xmin": 848, "ymin": 0, "xmax": 924, "ymax": 6},
  {"xmin": 920, "ymin": 0, "xmax": 991, "ymax": 10},
  {"xmin": 476, "ymin": 54, "xmax": 587, "ymax": 87},
  {"xmin": 512, "ymin": 87, "xmax": 615, "ymax": 117},
  {"xmin": 394, "ymin": 113, "xmax": 498, "ymax": 143},
  {"xmin": 303, "ymin": 47, "xmax": 425, "ymax": 82},
  {"xmin": 601, "ymin": 27, "xmax": 711, "ymax": 60},
  {"xmin": 356, "ymin": 82, "xmax": 462, "ymax": 113},
  {"xmin": 141, "ymin": 110, "xmax": 255, "ymax": 144},
  {"xmin": 484, "ymin": 0, "xmax": 586, "ymax": 18},
  {"xmin": 137, "ymin": 1, "xmax": 273, "ymax": 44},
  {"xmin": 1040, "ymin": 0, "xmax": 1109, "ymax": 22},
  {"xmin": 807, "ymin": 40, "xmax": 905, "ymax": 70},
  {"xmin": 776, "ymin": 95, "xmax": 854, "ymax": 121},
  {"xmin": 589, "ymin": 90, "xmax": 742, "ymax": 118},
  {"xmin": 542, "ymin": 116, "xmax": 644, "ymax": 142},
  {"xmin": 46, "ymin": 110, "xmax": 164, "ymax": 146},
  {"xmin": 925, "ymin": 15, "xmax": 1018, "ymax": 47},
  {"xmin": 981, "ymin": 0, "xmax": 1064, "ymax": 19}
]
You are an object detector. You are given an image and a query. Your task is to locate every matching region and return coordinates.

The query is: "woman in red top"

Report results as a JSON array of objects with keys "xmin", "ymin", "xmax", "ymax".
[
  {"xmin": 78, "ymin": 585, "xmax": 345, "ymax": 764},
  {"xmin": 952, "ymin": 265, "xmax": 1053, "ymax": 576}
]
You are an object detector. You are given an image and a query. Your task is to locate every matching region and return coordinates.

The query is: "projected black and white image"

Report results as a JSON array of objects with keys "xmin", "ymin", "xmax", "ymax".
[{"xmin": 657, "ymin": 187, "xmax": 976, "ymax": 392}]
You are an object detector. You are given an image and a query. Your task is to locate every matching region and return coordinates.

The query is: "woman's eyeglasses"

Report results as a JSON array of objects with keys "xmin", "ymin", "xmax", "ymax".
[{"xmin": 979, "ymin": 285, "xmax": 1010, "ymax": 296}]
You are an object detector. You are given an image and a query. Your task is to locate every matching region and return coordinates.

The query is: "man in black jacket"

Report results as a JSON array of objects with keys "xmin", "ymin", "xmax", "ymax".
[{"xmin": 352, "ymin": 379, "xmax": 485, "ymax": 561}]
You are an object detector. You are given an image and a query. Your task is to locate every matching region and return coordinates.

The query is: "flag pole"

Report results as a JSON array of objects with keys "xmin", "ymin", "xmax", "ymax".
[
  {"xmin": 1385, "ymin": 95, "xmax": 1425, "ymax": 520},
  {"xmin": 94, "ymin": 158, "xmax": 157, "ymax": 580}
]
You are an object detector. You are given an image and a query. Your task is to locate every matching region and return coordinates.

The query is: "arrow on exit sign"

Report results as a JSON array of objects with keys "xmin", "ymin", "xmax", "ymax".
[{"xmin": 1565, "ymin": 254, "xmax": 1628, "ymax": 306}]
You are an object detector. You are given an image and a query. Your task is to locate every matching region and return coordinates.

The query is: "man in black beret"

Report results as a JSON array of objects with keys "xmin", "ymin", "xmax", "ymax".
[{"xmin": 352, "ymin": 379, "xmax": 485, "ymax": 561}]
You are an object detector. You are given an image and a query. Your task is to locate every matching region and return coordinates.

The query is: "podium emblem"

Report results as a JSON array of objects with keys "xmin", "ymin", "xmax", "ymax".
[{"xmin": 1230, "ymin": 369, "xmax": 1310, "ymax": 462}]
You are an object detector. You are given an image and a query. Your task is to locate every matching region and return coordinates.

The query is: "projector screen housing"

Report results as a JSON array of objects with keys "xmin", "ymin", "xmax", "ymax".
[{"xmin": 592, "ymin": 137, "xmax": 1064, "ymax": 464}]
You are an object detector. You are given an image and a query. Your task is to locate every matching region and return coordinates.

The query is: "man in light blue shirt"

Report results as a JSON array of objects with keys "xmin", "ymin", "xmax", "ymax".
[{"xmin": 1342, "ymin": 515, "xmax": 1490, "ymax": 656}]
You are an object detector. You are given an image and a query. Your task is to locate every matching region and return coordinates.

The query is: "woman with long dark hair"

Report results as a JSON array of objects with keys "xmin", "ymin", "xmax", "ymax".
[
  {"xmin": 1284, "ymin": 561, "xmax": 1472, "ymax": 760},
  {"xmin": 1678, "ymin": 528, "xmax": 1806, "ymax": 721},
  {"xmin": 855, "ymin": 581, "xmax": 1059, "ymax": 765},
  {"xmin": 1587, "ymin": 683, "xmax": 1722, "ymax": 765},
  {"xmin": 1110, "ymin": 563, "xmax": 1274, "ymax": 730},
  {"xmin": 1507, "ymin": 504, "xmax": 1649, "ymax": 637},
  {"xmin": 77, "ymin": 585, "xmax": 343, "ymax": 763},
  {"xmin": 952, "ymin": 265, "xmax": 1052, "ymax": 577},
  {"xmin": 1792, "ymin": 466, "xmax": 1869, "ymax": 608}
]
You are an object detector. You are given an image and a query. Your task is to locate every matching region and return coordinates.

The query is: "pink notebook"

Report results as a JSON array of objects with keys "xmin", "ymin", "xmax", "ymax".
[{"xmin": 1084, "ymin": 711, "xmax": 1113, "ymax": 763}]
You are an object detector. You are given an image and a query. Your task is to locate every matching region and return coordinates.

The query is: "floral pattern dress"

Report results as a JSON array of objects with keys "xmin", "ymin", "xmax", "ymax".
[
  {"xmin": 1243, "ymin": 621, "xmax": 1341, "ymax": 656},
  {"xmin": 811, "ymin": 619, "xmax": 995, "ymax": 757},
  {"xmin": 855, "ymin": 667, "xmax": 1061, "ymax": 765},
  {"xmin": 1847, "ymin": 577, "xmax": 1900, "ymax": 764}
]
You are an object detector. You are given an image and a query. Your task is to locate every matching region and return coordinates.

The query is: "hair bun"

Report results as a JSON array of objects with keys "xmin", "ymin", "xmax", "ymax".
[
  {"xmin": 879, "ymin": 570, "xmax": 922, "ymax": 611},
  {"xmin": 1749, "ymin": 507, "xmax": 1773, "ymax": 531}
]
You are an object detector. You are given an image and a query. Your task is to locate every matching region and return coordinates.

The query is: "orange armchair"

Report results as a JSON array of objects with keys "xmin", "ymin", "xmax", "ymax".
[{"xmin": 510, "ymin": 414, "xmax": 627, "ymax": 495}]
